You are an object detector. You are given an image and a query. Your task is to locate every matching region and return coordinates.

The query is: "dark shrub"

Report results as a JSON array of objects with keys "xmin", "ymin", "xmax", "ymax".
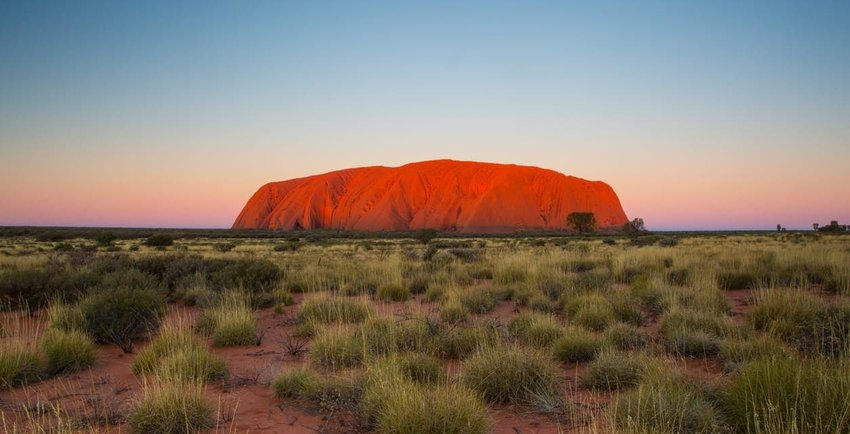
[
  {"xmin": 79, "ymin": 287, "xmax": 166, "ymax": 353},
  {"xmin": 207, "ymin": 258, "xmax": 281, "ymax": 292},
  {"xmin": 144, "ymin": 234, "xmax": 174, "ymax": 247}
]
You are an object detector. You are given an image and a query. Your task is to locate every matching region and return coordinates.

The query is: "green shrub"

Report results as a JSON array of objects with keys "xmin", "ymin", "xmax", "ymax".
[
  {"xmin": 611, "ymin": 374, "xmax": 720, "ymax": 433},
  {"xmin": 582, "ymin": 350, "xmax": 648, "ymax": 390},
  {"xmin": 144, "ymin": 234, "xmax": 174, "ymax": 247},
  {"xmin": 723, "ymin": 356, "xmax": 850, "ymax": 433},
  {"xmin": 40, "ymin": 329, "xmax": 96, "ymax": 374},
  {"xmin": 463, "ymin": 345, "xmax": 560, "ymax": 405},
  {"xmin": 553, "ymin": 327, "xmax": 602, "ymax": 363},
  {"xmin": 717, "ymin": 271, "xmax": 761, "ymax": 290},
  {"xmin": 128, "ymin": 381, "xmax": 212, "ymax": 434},
  {"xmin": 376, "ymin": 283, "xmax": 411, "ymax": 302},
  {"xmin": 79, "ymin": 287, "xmax": 166, "ymax": 353},
  {"xmin": 207, "ymin": 257, "xmax": 281, "ymax": 292},
  {"xmin": 0, "ymin": 347, "xmax": 43, "ymax": 389},
  {"xmin": 272, "ymin": 367, "xmax": 317, "ymax": 398},
  {"xmin": 604, "ymin": 323, "xmax": 649, "ymax": 351}
]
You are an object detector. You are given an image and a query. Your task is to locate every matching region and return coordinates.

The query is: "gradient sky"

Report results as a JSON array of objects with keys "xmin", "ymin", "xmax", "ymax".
[{"xmin": 1, "ymin": 1, "xmax": 848, "ymax": 230}]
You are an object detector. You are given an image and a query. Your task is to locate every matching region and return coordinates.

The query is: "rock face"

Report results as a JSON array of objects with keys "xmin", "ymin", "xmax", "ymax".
[{"xmin": 232, "ymin": 160, "xmax": 628, "ymax": 232}]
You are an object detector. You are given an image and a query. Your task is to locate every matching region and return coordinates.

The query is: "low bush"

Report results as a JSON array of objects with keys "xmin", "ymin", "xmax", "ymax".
[
  {"xmin": 463, "ymin": 345, "xmax": 560, "ymax": 405},
  {"xmin": 127, "ymin": 381, "xmax": 212, "ymax": 434},
  {"xmin": 206, "ymin": 257, "xmax": 281, "ymax": 292},
  {"xmin": 144, "ymin": 234, "xmax": 174, "ymax": 247},
  {"xmin": 553, "ymin": 327, "xmax": 602, "ymax": 363},
  {"xmin": 40, "ymin": 329, "xmax": 96, "ymax": 374},
  {"xmin": 79, "ymin": 287, "xmax": 166, "ymax": 353}
]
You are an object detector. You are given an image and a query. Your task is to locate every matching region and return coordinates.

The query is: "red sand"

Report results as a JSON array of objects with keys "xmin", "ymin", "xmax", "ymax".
[{"xmin": 233, "ymin": 160, "xmax": 628, "ymax": 232}]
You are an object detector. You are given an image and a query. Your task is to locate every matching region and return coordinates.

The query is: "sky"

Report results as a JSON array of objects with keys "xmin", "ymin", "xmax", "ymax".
[{"xmin": 1, "ymin": 1, "xmax": 848, "ymax": 230}]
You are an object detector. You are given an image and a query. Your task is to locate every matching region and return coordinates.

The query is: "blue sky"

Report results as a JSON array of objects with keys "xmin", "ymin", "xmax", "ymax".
[{"xmin": 1, "ymin": 1, "xmax": 848, "ymax": 229}]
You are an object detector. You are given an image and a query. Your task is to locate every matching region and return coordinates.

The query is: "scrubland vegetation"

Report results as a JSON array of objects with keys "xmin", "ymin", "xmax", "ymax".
[{"xmin": 0, "ymin": 230, "xmax": 849, "ymax": 432}]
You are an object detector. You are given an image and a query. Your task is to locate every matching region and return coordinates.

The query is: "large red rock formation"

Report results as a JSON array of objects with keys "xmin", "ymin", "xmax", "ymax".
[{"xmin": 232, "ymin": 160, "xmax": 628, "ymax": 232}]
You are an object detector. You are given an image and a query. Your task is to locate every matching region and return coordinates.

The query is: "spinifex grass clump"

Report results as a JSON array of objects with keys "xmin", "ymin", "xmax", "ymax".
[
  {"xmin": 582, "ymin": 350, "xmax": 651, "ymax": 391},
  {"xmin": 196, "ymin": 292, "xmax": 258, "ymax": 347},
  {"xmin": 553, "ymin": 326, "xmax": 602, "ymax": 363},
  {"xmin": 356, "ymin": 316, "xmax": 437, "ymax": 357},
  {"xmin": 310, "ymin": 325, "xmax": 364, "ymax": 369},
  {"xmin": 463, "ymin": 345, "xmax": 560, "ymax": 406},
  {"xmin": 128, "ymin": 380, "xmax": 213, "ymax": 434},
  {"xmin": 132, "ymin": 327, "xmax": 227, "ymax": 383},
  {"xmin": 611, "ymin": 371, "xmax": 721, "ymax": 433},
  {"xmin": 457, "ymin": 286, "xmax": 501, "ymax": 314},
  {"xmin": 0, "ymin": 345, "xmax": 43, "ymax": 389},
  {"xmin": 40, "ymin": 328, "xmax": 96, "ymax": 374},
  {"xmin": 723, "ymin": 356, "xmax": 850, "ymax": 433},
  {"xmin": 362, "ymin": 357, "xmax": 488, "ymax": 434},
  {"xmin": 297, "ymin": 296, "xmax": 373, "ymax": 326},
  {"xmin": 508, "ymin": 312, "xmax": 565, "ymax": 347},
  {"xmin": 271, "ymin": 367, "xmax": 317, "ymax": 399},
  {"xmin": 659, "ymin": 308, "xmax": 734, "ymax": 357},
  {"xmin": 605, "ymin": 322, "xmax": 649, "ymax": 351},
  {"xmin": 718, "ymin": 335, "xmax": 791, "ymax": 372},
  {"xmin": 564, "ymin": 293, "xmax": 615, "ymax": 331},
  {"xmin": 750, "ymin": 288, "xmax": 850, "ymax": 356},
  {"xmin": 439, "ymin": 321, "xmax": 502, "ymax": 359},
  {"xmin": 376, "ymin": 283, "xmax": 411, "ymax": 302}
]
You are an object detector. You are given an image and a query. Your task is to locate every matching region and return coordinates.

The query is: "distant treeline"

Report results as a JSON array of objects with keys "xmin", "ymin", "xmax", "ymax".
[{"xmin": 0, "ymin": 225, "xmax": 836, "ymax": 243}]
